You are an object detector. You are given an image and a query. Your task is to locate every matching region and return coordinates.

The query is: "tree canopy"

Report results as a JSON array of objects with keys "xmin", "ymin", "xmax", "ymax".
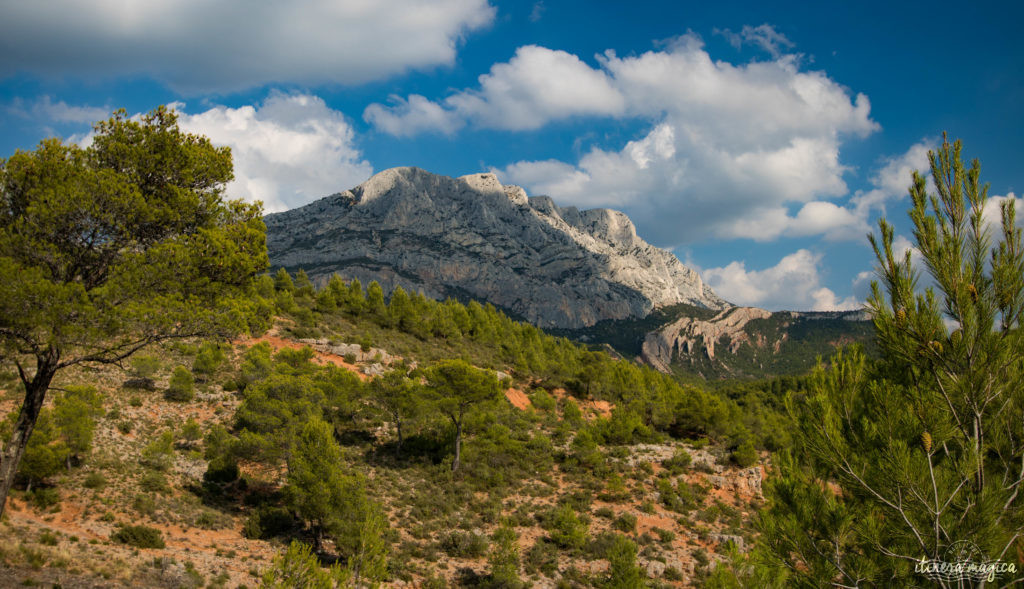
[
  {"xmin": 0, "ymin": 106, "xmax": 269, "ymax": 516},
  {"xmin": 755, "ymin": 135, "xmax": 1024, "ymax": 587}
]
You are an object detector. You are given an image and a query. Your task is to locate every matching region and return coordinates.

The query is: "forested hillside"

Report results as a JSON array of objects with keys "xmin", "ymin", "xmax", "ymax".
[{"xmin": 0, "ymin": 268, "xmax": 797, "ymax": 587}]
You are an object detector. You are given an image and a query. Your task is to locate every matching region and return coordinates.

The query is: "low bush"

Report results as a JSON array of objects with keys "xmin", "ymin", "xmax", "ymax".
[
  {"xmin": 440, "ymin": 531, "xmax": 488, "ymax": 558},
  {"xmin": 613, "ymin": 512, "xmax": 637, "ymax": 533},
  {"xmin": 111, "ymin": 524, "xmax": 165, "ymax": 549},
  {"xmin": 242, "ymin": 505, "xmax": 296, "ymax": 539}
]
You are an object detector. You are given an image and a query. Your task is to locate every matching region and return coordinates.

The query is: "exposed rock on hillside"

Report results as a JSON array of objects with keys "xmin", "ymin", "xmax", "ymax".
[
  {"xmin": 639, "ymin": 306, "xmax": 873, "ymax": 377},
  {"xmin": 265, "ymin": 167, "xmax": 728, "ymax": 328},
  {"xmin": 641, "ymin": 307, "xmax": 772, "ymax": 372}
]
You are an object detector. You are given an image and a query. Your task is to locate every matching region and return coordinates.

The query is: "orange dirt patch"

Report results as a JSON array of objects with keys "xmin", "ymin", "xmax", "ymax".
[
  {"xmin": 505, "ymin": 388, "xmax": 531, "ymax": 410},
  {"xmin": 236, "ymin": 334, "xmax": 367, "ymax": 381},
  {"xmin": 549, "ymin": 388, "xmax": 615, "ymax": 420},
  {"xmin": 584, "ymin": 399, "xmax": 613, "ymax": 419}
]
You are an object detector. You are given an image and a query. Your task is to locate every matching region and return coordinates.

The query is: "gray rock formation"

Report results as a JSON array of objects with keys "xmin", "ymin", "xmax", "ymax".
[
  {"xmin": 266, "ymin": 167, "xmax": 728, "ymax": 329},
  {"xmin": 640, "ymin": 306, "xmax": 772, "ymax": 372}
]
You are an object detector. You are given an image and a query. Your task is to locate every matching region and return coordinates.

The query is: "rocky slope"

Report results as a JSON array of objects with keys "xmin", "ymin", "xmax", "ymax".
[
  {"xmin": 639, "ymin": 307, "xmax": 873, "ymax": 378},
  {"xmin": 265, "ymin": 167, "xmax": 728, "ymax": 329}
]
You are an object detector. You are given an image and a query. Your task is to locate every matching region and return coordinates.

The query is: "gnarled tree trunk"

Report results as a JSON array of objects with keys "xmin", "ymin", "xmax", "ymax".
[{"xmin": 0, "ymin": 350, "xmax": 58, "ymax": 518}]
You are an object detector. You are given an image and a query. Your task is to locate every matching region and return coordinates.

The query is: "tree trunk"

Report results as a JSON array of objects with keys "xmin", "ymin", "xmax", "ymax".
[
  {"xmin": 395, "ymin": 417, "xmax": 403, "ymax": 454},
  {"xmin": 0, "ymin": 351, "xmax": 59, "ymax": 518},
  {"xmin": 451, "ymin": 412, "xmax": 462, "ymax": 472}
]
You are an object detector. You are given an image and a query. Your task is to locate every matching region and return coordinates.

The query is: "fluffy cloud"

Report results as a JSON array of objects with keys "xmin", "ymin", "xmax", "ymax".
[
  {"xmin": 173, "ymin": 93, "xmax": 373, "ymax": 212},
  {"xmin": 367, "ymin": 45, "xmax": 625, "ymax": 131},
  {"xmin": 703, "ymin": 249, "xmax": 861, "ymax": 311},
  {"xmin": 366, "ymin": 31, "xmax": 879, "ymax": 245},
  {"xmin": 364, "ymin": 95, "xmax": 464, "ymax": 137},
  {"xmin": 850, "ymin": 140, "xmax": 932, "ymax": 215},
  {"xmin": 0, "ymin": 0, "xmax": 495, "ymax": 93},
  {"xmin": 982, "ymin": 192, "xmax": 1024, "ymax": 233}
]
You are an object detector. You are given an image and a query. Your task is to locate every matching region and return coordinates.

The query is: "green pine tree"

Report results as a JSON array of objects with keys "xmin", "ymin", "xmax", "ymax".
[
  {"xmin": 0, "ymin": 106, "xmax": 267, "ymax": 516},
  {"xmin": 423, "ymin": 359, "xmax": 503, "ymax": 472},
  {"xmin": 757, "ymin": 135, "xmax": 1024, "ymax": 586}
]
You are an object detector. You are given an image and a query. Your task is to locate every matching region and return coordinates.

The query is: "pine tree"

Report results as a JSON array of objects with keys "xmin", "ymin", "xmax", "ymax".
[
  {"xmin": 286, "ymin": 417, "xmax": 349, "ymax": 553},
  {"xmin": 423, "ymin": 359, "xmax": 502, "ymax": 472},
  {"xmin": 0, "ymin": 106, "xmax": 267, "ymax": 516},
  {"xmin": 52, "ymin": 385, "xmax": 104, "ymax": 468},
  {"xmin": 758, "ymin": 135, "xmax": 1024, "ymax": 586},
  {"xmin": 488, "ymin": 521, "xmax": 521, "ymax": 588}
]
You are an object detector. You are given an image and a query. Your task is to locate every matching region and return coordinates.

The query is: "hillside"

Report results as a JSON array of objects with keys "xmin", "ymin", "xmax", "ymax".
[
  {"xmin": 264, "ymin": 167, "xmax": 728, "ymax": 329},
  {"xmin": 554, "ymin": 304, "xmax": 874, "ymax": 380},
  {"xmin": 0, "ymin": 272, "xmax": 789, "ymax": 588}
]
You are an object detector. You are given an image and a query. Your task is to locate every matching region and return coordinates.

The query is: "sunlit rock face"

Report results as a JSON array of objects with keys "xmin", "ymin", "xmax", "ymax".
[{"xmin": 266, "ymin": 167, "xmax": 729, "ymax": 329}]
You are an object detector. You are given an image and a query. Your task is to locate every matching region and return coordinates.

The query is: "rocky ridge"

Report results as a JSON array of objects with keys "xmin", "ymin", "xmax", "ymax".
[
  {"xmin": 640, "ymin": 307, "xmax": 773, "ymax": 373},
  {"xmin": 638, "ymin": 306, "xmax": 873, "ymax": 377},
  {"xmin": 265, "ymin": 167, "xmax": 728, "ymax": 329}
]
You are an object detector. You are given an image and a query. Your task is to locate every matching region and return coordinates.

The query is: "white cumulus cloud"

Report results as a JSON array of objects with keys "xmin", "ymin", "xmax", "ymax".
[
  {"xmin": 364, "ymin": 95, "xmax": 464, "ymax": 137},
  {"xmin": 366, "ymin": 45, "xmax": 625, "ymax": 132},
  {"xmin": 407, "ymin": 32, "xmax": 881, "ymax": 246},
  {"xmin": 703, "ymin": 249, "xmax": 861, "ymax": 311},
  {"xmin": 982, "ymin": 192, "xmax": 1024, "ymax": 233},
  {"xmin": 173, "ymin": 93, "xmax": 373, "ymax": 212},
  {"xmin": 0, "ymin": 0, "xmax": 496, "ymax": 93}
]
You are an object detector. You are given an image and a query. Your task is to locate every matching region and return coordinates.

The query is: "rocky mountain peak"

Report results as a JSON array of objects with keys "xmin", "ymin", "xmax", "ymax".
[{"xmin": 266, "ymin": 167, "xmax": 730, "ymax": 329}]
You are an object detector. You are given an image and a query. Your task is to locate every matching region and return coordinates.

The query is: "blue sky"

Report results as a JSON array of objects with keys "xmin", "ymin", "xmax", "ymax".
[{"xmin": 1, "ymin": 0, "xmax": 1021, "ymax": 311}]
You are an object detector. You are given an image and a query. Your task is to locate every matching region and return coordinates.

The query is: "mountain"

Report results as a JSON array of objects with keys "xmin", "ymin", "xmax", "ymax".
[{"xmin": 265, "ymin": 167, "xmax": 728, "ymax": 329}]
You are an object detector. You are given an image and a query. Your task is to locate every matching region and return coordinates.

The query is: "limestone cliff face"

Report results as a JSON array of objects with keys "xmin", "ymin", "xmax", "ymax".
[
  {"xmin": 265, "ymin": 167, "xmax": 729, "ymax": 329},
  {"xmin": 640, "ymin": 307, "xmax": 772, "ymax": 373}
]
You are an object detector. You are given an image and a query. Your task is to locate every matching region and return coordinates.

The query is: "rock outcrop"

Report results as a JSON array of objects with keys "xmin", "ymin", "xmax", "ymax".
[
  {"xmin": 640, "ymin": 306, "xmax": 772, "ymax": 373},
  {"xmin": 265, "ymin": 167, "xmax": 728, "ymax": 328}
]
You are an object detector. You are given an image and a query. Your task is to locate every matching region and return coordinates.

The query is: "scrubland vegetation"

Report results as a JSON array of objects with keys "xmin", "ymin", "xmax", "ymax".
[{"xmin": 2, "ymin": 108, "xmax": 1019, "ymax": 587}]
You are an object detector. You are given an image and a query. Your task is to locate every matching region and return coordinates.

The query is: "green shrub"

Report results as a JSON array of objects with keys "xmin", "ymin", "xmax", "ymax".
[
  {"xmin": 165, "ymin": 365, "xmax": 194, "ymax": 402},
  {"xmin": 663, "ymin": 566, "xmax": 684, "ymax": 581},
  {"xmin": 111, "ymin": 524, "xmax": 165, "ymax": 549},
  {"xmin": 203, "ymin": 457, "xmax": 240, "ymax": 484},
  {"xmin": 193, "ymin": 342, "xmax": 225, "ymax": 378},
  {"xmin": 613, "ymin": 512, "xmax": 637, "ymax": 533},
  {"xmin": 546, "ymin": 504, "xmax": 588, "ymax": 550},
  {"xmin": 139, "ymin": 471, "xmax": 170, "ymax": 494},
  {"xmin": 653, "ymin": 527, "xmax": 675, "ymax": 544},
  {"xmin": 524, "ymin": 539, "xmax": 558, "ymax": 575},
  {"xmin": 242, "ymin": 506, "xmax": 296, "ymax": 539},
  {"xmin": 27, "ymin": 487, "xmax": 61, "ymax": 510},
  {"xmin": 562, "ymin": 399, "xmax": 583, "ymax": 425},
  {"xmin": 440, "ymin": 531, "xmax": 489, "ymax": 558},
  {"xmin": 605, "ymin": 534, "xmax": 643, "ymax": 589},
  {"xmin": 141, "ymin": 431, "xmax": 175, "ymax": 470},
  {"xmin": 731, "ymin": 439, "xmax": 758, "ymax": 468},
  {"xmin": 179, "ymin": 418, "xmax": 202, "ymax": 442},
  {"xmin": 39, "ymin": 531, "xmax": 59, "ymax": 546},
  {"xmin": 133, "ymin": 494, "xmax": 157, "ymax": 516},
  {"xmin": 82, "ymin": 472, "xmax": 107, "ymax": 490},
  {"xmin": 131, "ymin": 355, "xmax": 162, "ymax": 379},
  {"xmin": 530, "ymin": 389, "xmax": 557, "ymax": 412},
  {"xmin": 662, "ymin": 448, "xmax": 693, "ymax": 473}
]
